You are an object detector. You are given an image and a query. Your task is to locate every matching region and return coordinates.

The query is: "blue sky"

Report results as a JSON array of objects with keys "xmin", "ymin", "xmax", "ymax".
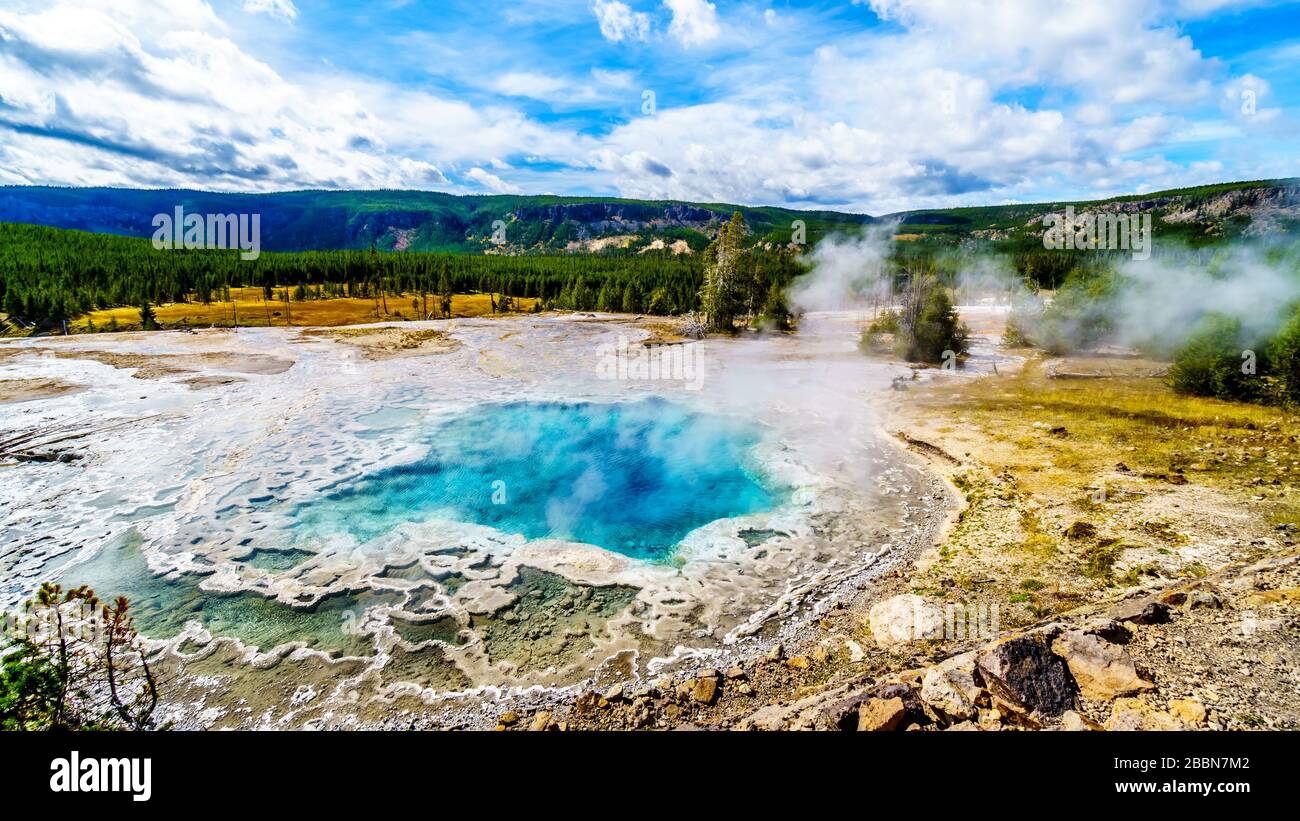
[{"xmin": 0, "ymin": 0, "xmax": 1297, "ymax": 214}]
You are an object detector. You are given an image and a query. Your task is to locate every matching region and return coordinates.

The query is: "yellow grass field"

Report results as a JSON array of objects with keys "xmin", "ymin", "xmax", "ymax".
[{"xmin": 71, "ymin": 288, "xmax": 538, "ymax": 331}]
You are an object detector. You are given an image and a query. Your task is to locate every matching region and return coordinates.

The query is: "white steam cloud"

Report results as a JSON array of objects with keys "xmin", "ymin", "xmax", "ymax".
[
  {"xmin": 788, "ymin": 223, "xmax": 896, "ymax": 314},
  {"xmin": 1111, "ymin": 246, "xmax": 1300, "ymax": 349}
]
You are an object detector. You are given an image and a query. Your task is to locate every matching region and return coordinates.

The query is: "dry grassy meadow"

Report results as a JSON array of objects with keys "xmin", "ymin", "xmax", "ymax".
[
  {"xmin": 70, "ymin": 288, "xmax": 538, "ymax": 332},
  {"xmin": 894, "ymin": 354, "xmax": 1299, "ymax": 631}
]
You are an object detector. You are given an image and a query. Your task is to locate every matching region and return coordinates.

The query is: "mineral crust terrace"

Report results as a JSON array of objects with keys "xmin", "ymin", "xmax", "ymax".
[{"xmin": 0, "ymin": 312, "xmax": 956, "ymax": 728}]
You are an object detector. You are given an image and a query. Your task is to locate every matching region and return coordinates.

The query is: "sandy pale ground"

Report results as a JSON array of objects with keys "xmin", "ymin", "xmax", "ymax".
[{"xmin": 0, "ymin": 377, "xmax": 86, "ymax": 404}]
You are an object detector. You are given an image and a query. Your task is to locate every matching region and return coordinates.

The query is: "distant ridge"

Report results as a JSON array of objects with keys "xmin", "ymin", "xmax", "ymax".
[
  {"xmin": 0, "ymin": 186, "xmax": 870, "ymax": 255},
  {"xmin": 0, "ymin": 178, "xmax": 1295, "ymax": 254}
]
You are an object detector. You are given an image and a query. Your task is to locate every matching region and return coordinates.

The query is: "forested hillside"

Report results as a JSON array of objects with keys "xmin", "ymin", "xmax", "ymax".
[
  {"xmin": 0, "ymin": 187, "xmax": 870, "ymax": 254},
  {"xmin": 3, "ymin": 179, "xmax": 1297, "ymax": 330},
  {"xmin": 2, "ymin": 180, "xmax": 1294, "ymax": 258},
  {"xmin": 0, "ymin": 222, "xmax": 807, "ymax": 328}
]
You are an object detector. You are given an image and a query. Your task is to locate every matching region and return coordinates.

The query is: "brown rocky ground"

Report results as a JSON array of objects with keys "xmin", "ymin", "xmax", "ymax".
[{"xmin": 497, "ymin": 351, "xmax": 1298, "ymax": 731}]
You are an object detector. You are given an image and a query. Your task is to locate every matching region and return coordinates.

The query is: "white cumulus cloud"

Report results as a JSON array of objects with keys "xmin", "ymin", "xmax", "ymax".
[
  {"xmin": 591, "ymin": 0, "xmax": 651, "ymax": 43},
  {"xmin": 242, "ymin": 0, "xmax": 298, "ymax": 22},
  {"xmin": 467, "ymin": 166, "xmax": 522, "ymax": 194},
  {"xmin": 0, "ymin": 1, "xmax": 577, "ymax": 192},
  {"xmin": 664, "ymin": 0, "xmax": 720, "ymax": 47}
]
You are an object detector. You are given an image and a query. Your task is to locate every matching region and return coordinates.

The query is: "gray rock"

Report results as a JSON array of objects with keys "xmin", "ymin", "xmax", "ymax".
[
  {"xmin": 1113, "ymin": 597, "xmax": 1170, "ymax": 625},
  {"xmin": 919, "ymin": 651, "xmax": 983, "ymax": 722},
  {"xmin": 936, "ymin": 651, "xmax": 984, "ymax": 704},
  {"xmin": 921, "ymin": 667, "xmax": 978, "ymax": 722},
  {"xmin": 1080, "ymin": 617, "xmax": 1132, "ymax": 644},
  {"xmin": 1186, "ymin": 590, "xmax": 1223, "ymax": 610},
  {"xmin": 1112, "ymin": 597, "xmax": 1175, "ymax": 620}
]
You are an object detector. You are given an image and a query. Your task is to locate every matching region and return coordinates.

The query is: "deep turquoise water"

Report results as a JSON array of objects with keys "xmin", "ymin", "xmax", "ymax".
[{"xmin": 294, "ymin": 399, "xmax": 777, "ymax": 560}]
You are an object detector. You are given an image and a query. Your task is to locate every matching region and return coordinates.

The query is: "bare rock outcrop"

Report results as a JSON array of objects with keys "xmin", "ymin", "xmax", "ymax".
[
  {"xmin": 1051, "ymin": 630, "xmax": 1154, "ymax": 701},
  {"xmin": 976, "ymin": 632, "xmax": 1076, "ymax": 722}
]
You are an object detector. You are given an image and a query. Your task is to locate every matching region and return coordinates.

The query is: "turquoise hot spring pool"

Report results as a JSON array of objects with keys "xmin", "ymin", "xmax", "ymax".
[{"xmin": 292, "ymin": 398, "xmax": 779, "ymax": 560}]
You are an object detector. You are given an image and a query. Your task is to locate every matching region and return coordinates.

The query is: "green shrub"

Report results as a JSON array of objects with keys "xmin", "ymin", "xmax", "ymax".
[
  {"xmin": 1169, "ymin": 314, "xmax": 1258, "ymax": 400},
  {"xmin": 757, "ymin": 282, "xmax": 793, "ymax": 331},
  {"xmin": 1081, "ymin": 541, "xmax": 1123, "ymax": 582},
  {"xmin": 858, "ymin": 309, "xmax": 899, "ymax": 353},
  {"xmin": 1267, "ymin": 305, "xmax": 1300, "ymax": 404},
  {"xmin": 1003, "ymin": 310, "xmax": 1037, "ymax": 347},
  {"xmin": 866, "ymin": 309, "xmax": 900, "ymax": 335},
  {"xmin": 1036, "ymin": 268, "xmax": 1121, "ymax": 354},
  {"xmin": 0, "ymin": 583, "xmax": 159, "ymax": 731},
  {"xmin": 897, "ymin": 280, "xmax": 968, "ymax": 364}
]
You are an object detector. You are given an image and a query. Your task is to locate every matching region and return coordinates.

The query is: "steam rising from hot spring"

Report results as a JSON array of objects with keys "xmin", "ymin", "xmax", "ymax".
[{"xmin": 789, "ymin": 224, "xmax": 1300, "ymax": 355}]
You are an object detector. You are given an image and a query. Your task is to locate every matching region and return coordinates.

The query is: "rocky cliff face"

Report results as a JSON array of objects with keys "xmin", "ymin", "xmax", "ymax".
[
  {"xmin": 512, "ymin": 201, "xmax": 720, "ymax": 230},
  {"xmin": 1023, "ymin": 183, "xmax": 1300, "ymax": 237},
  {"xmin": 502, "ymin": 202, "xmax": 726, "ymax": 247},
  {"xmin": 1160, "ymin": 184, "xmax": 1300, "ymax": 235}
]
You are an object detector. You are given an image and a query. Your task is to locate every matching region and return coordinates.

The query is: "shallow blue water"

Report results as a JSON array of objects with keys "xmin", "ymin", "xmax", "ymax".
[{"xmin": 293, "ymin": 399, "xmax": 776, "ymax": 560}]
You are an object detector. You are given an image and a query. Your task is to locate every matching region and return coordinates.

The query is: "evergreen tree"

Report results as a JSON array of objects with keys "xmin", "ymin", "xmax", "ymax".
[
  {"xmin": 621, "ymin": 281, "xmax": 641, "ymax": 314},
  {"xmin": 572, "ymin": 277, "xmax": 591, "ymax": 311},
  {"xmin": 895, "ymin": 277, "xmax": 967, "ymax": 364},
  {"xmin": 1, "ymin": 584, "xmax": 159, "ymax": 731},
  {"xmin": 758, "ymin": 281, "xmax": 793, "ymax": 331},
  {"xmin": 597, "ymin": 282, "xmax": 617, "ymax": 312},
  {"xmin": 437, "ymin": 267, "xmax": 453, "ymax": 318},
  {"xmin": 139, "ymin": 300, "xmax": 159, "ymax": 330},
  {"xmin": 700, "ymin": 211, "xmax": 749, "ymax": 332}
]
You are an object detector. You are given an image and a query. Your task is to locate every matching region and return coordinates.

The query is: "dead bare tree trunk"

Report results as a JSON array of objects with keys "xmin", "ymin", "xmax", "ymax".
[{"xmin": 105, "ymin": 597, "xmax": 158, "ymax": 731}]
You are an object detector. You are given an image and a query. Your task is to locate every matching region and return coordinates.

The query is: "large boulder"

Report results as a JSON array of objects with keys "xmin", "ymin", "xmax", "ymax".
[
  {"xmin": 857, "ymin": 697, "xmax": 907, "ymax": 732},
  {"xmin": 1051, "ymin": 630, "xmax": 1154, "ymax": 701},
  {"xmin": 689, "ymin": 675, "xmax": 719, "ymax": 705},
  {"xmin": 919, "ymin": 651, "xmax": 983, "ymax": 722},
  {"xmin": 1114, "ymin": 596, "xmax": 1171, "ymax": 625},
  {"xmin": 869, "ymin": 594, "xmax": 945, "ymax": 648},
  {"xmin": 976, "ymin": 633, "xmax": 1076, "ymax": 721}
]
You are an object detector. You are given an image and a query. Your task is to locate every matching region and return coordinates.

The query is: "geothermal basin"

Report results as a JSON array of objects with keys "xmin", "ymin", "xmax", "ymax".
[{"xmin": 0, "ymin": 313, "xmax": 953, "ymax": 728}]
